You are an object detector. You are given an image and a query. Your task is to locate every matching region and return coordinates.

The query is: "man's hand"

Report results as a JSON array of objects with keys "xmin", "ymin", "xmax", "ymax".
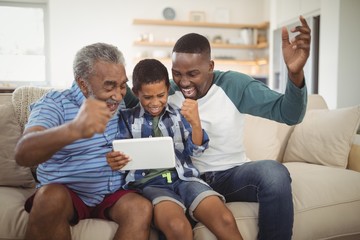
[
  {"xmin": 106, "ymin": 151, "xmax": 131, "ymax": 171},
  {"xmin": 70, "ymin": 98, "xmax": 112, "ymax": 139},
  {"xmin": 180, "ymin": 99, "xmax": 201, "ymax": 128},
  {"xmin": 282, "ymin": 15, "xmax": 311, "ymax": 87},
  {"xmin": 181, "ymin": 99, "xmax": 203, "ymax": 145}
]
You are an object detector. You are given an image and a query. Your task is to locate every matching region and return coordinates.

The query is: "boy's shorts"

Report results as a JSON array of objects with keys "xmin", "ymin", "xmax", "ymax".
[
  {"xmin": 25, "ymin": 185, "xmax": 136, "ymax": 225},
  {"xmin": 139, "ymin": 171, "xmax": 224, "ymax": 221}
]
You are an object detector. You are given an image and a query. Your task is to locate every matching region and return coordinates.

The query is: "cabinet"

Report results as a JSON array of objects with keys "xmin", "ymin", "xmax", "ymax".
[{"xmin": 132, "ymin": 18, "xmax": 269, "ymax": 78}]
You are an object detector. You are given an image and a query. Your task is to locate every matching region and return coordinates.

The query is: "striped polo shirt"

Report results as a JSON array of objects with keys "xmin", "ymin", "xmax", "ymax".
[{"xmin": 26, "ymin": 81, "xmax": 127, "ymax": 207}]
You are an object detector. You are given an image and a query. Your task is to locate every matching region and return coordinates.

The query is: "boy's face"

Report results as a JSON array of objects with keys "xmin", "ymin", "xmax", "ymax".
[{"xmin": 136, "ymin": 79, "xmax": 169, "ymax": 117}]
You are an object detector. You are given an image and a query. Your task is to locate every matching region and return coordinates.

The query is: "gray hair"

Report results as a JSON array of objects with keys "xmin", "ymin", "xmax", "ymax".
[{"xmin": 73, "ymin": 42, "xmax": 125, "ymax": 82}]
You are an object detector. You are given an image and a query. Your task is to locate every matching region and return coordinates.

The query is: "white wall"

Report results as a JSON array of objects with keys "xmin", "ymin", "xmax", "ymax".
[
  {"xmin": 4, "ymin": 0, "xmax": 359, "ymax": 108},
  {"xmin": 337, "ymin": 0, "xmax": 360, "ymax": 108},
  {"xmin": 318, "ymin": 0, "xmax": 340, "ymax": 109},
  {"xmin": 269, "ymin": 0, "xmax": 321, "ymax": 94},
  {"xmin": 270, "ymin": 0, "xmax": 360, "ymax": 109},
  {"xmin": 47, "ymin": 0, "xmax": 268, "ymax": 88},
  {"xmin": 318, "ymin": 0, "xmax": 360, "ymax": 108}
]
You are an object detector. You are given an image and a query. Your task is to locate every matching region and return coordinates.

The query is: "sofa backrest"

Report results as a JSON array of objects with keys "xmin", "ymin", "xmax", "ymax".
[
  {"xmin": 243, "ymin": 94, "xmax": 329, "ymax": 162},
  {"xmin": 306, "ymin": 94, "xmax": 328, "ymax": 110}
]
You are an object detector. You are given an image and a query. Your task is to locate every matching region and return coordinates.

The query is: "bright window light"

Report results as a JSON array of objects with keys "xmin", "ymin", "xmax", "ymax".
[{"xmin": 0, "ymin": 3, "xmax": 47, "ymax": 88}]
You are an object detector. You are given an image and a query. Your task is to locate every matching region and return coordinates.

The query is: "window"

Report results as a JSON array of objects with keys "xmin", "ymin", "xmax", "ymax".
[{"xmin": 0, "ymin": 2, "xmax": 47, "ymax": 89}]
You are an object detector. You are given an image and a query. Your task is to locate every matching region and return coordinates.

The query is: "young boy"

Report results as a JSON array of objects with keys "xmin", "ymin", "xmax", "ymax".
[{"xmin": 107, "ymin": 59, "xmax": 243, "ymax": 240}]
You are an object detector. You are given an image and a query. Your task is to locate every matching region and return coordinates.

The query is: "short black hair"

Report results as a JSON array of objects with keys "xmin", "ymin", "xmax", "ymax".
[
  {"xmin": 172, "ymin": 33, "xmax": 211, "ymax": 58},
  {"xmin": 132, "ymin": 59, "xmax": 169, "ymax": 94}
]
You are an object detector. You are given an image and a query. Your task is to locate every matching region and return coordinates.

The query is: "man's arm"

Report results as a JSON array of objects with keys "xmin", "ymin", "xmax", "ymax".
[
  {"xmin": 15, "ymin": 98, "xmax": 112, "ymax": 167},
  {"xmin": 15, "ymin": 124, "xmax": 81, "ymax": 167}
]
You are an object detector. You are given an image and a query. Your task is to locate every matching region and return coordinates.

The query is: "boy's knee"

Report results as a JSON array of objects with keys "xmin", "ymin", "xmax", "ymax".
[
  {"xmin": 126, "ymin": 194, "xmax": 152, "ymax": 215},
  {"xmin": 112, "ymin": 193, "xmax": 152, "ymax": 224},
  {"xmin": 165, "ymin": 217, "xmax": 192, "ymax": 236}
]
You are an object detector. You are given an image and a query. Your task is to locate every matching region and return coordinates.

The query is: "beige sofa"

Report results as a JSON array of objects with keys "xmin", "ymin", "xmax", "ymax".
[{"xmin": 1, "ymin": 86, "xmax": 360, "ymax": 240}]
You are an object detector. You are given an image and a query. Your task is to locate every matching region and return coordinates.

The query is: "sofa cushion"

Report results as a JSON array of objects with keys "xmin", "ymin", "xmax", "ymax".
[
  {"xmin": 284, "ymin": 162, "xmax": 360, "ymax": 239},
  {"xmin": 283, "ymin": 105, "xmax": 360, "ymax": 168},
  {"xmin": 0, "ymin": 187, "xmax": 35, "ymax": 239},
  {"xmin": 193, "ymin": 202, "xmax": 259, "ymax": 240},
  {"xmin": 244, "ymin": 114, "xmax": 293, "ymax": 162},
  {"xmin": 0, "ymin": 103, "xmax": 35, "ymax": 188},
  {"xmin": 72, "ymin": 219, "xmax": 159, "ymax": 240}
]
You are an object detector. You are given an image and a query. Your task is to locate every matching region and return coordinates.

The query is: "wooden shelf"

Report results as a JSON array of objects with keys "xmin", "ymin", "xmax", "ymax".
[
  {"xmin": 134, "ymin": 41, "xmax": 174, "ymax": 47},
  {"xmin": 132, "ymin": 18, "xmax": 269, "ymax": 75},
  {"xmin": 214, "ymin": 58, "xmax": 268, "ymax": 66},
  {"xmin": 133, "ymin": 57, "xmax": 268, "ymax": 66},
  {"xmin": 134, "ymin": 41, "xmax": 268, "ymax": 49},
  {"xmin": 133, "ymin": 19, "xmax": 269, "ymax": 29}
]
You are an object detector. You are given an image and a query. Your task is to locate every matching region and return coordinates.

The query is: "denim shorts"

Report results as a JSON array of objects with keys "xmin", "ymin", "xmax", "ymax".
[{"xmin": 139, "ymin": 171, "xmax": 224, "ymax": 221}]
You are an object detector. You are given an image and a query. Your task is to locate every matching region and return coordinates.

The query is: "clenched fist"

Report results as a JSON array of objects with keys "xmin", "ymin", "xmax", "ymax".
[
  {"xmin": 70, "ymin": 98, "xmax": 113, "ymax": 139},
  {"xmin": 180, "ymin": 98, "xmax": 201, "ymax": 128}
]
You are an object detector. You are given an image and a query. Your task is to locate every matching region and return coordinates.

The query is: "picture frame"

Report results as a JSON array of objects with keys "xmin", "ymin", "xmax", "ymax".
[{"xmin": 189, "ymin": 11, "xmax": 206, "ymax": 22}]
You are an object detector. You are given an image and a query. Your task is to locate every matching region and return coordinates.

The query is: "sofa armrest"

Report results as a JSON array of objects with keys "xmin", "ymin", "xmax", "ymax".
[
  {"xmin": 348, "ymin": 134, "xmax": 360, "ymax": 172},
  {"xmin": 11, "ymin": 86, "xmax": 53, "ymax": 131}
]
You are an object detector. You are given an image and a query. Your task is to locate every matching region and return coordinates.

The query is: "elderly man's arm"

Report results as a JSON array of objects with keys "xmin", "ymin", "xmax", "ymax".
[{"xmin": 15, "ymin": 98, "xmax": 112, "ymax": 167}]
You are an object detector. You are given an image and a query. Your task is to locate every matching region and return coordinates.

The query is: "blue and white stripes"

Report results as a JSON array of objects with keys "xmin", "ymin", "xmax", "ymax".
[{"xmin": 26, "ymin": 82, "xmax": 126, "ymax": 207}]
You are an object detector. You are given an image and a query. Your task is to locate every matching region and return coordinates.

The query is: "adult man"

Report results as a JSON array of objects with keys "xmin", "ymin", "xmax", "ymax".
[
  {"xmin": 168, "ymin": 16, "xmax": 311, "ymax": 239},
  {"xmin": 15, "ymin": 43, "xmax": 152, "ymax": 240}
]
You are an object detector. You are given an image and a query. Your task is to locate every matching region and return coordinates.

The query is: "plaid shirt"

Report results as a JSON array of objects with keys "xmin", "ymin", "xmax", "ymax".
[{"xmin": 116, "ymin": 103, "xmax": 209, "ymax": 186}]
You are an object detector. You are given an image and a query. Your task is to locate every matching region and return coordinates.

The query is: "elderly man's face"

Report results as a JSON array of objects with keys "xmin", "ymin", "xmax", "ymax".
[{"xmin": 78, "ymin": 61, "xmax": 128, "ymax": 116}]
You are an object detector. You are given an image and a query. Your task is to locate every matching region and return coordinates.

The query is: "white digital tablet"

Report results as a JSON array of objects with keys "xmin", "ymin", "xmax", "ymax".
[{"xmin": 112, "ymin": 137, "xmax": 176, "ymax": 171}]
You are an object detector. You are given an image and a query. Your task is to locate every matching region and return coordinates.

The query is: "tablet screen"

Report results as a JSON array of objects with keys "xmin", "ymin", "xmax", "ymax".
[{"xmin": 112, "ymin": 137, "xmax": 176, "ymax": 170}]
